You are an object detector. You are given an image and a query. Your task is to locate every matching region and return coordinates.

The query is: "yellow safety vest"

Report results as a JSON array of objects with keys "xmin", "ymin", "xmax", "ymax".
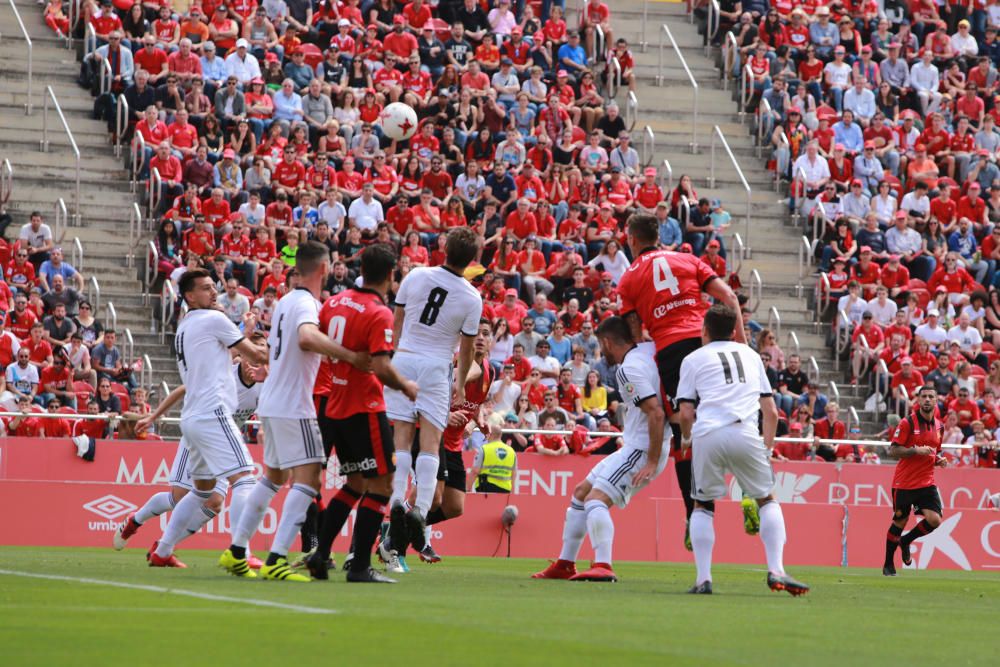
[{"xmin": 477, "ymin": 441, "xmax": 516, "ymax": 492}]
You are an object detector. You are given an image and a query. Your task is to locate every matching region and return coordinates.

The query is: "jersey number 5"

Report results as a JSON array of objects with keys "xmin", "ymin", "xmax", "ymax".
[
  {"xmin": 419, "ymin": 287, "xmax": 449, "ymax": 326},
  {"xmin": 652, "ymin": 256, "xmax": 680, "ymax": 295}
]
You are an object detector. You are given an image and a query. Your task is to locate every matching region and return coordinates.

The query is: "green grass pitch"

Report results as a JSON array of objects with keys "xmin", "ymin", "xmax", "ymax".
[{"xmin": 0, "ymin": 546, "xmax": 995, "ymax": 667}]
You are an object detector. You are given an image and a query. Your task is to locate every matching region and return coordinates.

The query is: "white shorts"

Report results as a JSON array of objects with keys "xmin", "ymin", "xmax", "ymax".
[
  {"xmin": 169, "ymin": 437, "xmax": 232, "ymax": 494},
  {"xmin": 261, "ymin": 416, "xmax": 325, "ymax": 470},
  {"xmin": 690, "ymin": 422, "xmax": 775, "ymax": 502},
  {"xmin": 586, "ymin": 446, "xmax": 669, "ymax": 509},
  {"xmin": 181, "ymin": 409, "xmax": 254, "ymax": 481},
  {"xmin": 384, "ymin": 351, "xmax": 452, "ymax": 432}
]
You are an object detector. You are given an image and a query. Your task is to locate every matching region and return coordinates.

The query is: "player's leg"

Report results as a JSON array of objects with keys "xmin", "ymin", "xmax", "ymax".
[
  {"xmin": 345, "ymin": 471, "xmax": 396, "ymax": 583},
  {"xmin": 116, "ymin": 441, "xmax": 194, "ymax": 550},
  {"xmin": 899, "ymin": 489, "xmax": 944, "ymax": 567},
  {"xmin": 387, "ymin": 417, "xmax": 416, "ymax": 554},
  {"xmin": 884, "ymin": 489, "xmax": 911, "ymax": 575},
  {"xmin": 574, "ymin": 489, "xmax": 617, "ymax": 581},
  {"xmin": 687, "ymin": 429, "xmax": 728, "ymax": 593},
  {"xmin": 261, "ymin": 461, "xmax": 321, "ymax": 582},
  {"xmin": 532, "ymin": 479, "xmax": 590, "ymax": 579},
  {"xmin": 688, "ymin": 500, "xmax": 716, "ymax": 594},
  {"xmin": 407, "ymin": 415, "xmax": 445, "ymax": 551},
  {"xmin": 422, "ymin": 450, "xmax": 464, "ymax": 562},
  {"xmin": 149, "ymin": 478, "xmax": 216, "ymax": 568}
]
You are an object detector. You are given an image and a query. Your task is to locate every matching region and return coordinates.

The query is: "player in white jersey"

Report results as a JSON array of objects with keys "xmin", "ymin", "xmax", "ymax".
[
  {"xmin": 384, "ymin": 227, "xmax": 483, "ymax": 556},
  {"xmin": 676, "ymin": 303, "xmax": 809, "ymax": 596},
  {"xmin": 150, "ymin": 269, "xmax": 267, "ymax": 571},
  {"xmin": 116, "ymin": 351, "xmax": 266, "ymax": 567},
  {"xmin": 531, "ymin": 316, "xmax": 669, "ymax": 583},
  {"xmin": 220, "ymin": 241, "xmax": 369, "ymax": 582}
]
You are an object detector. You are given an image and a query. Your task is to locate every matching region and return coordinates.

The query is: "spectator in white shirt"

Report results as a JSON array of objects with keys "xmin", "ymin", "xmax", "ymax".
[
  {"xmin": 527, "ymin": 339, "xmax": 561, "ymax": 388},
  {"xmin": 950, "ymin": 21, "xmax": 979, "ymax": 68},
  {"xmin": 347, "ymin": 182, "xmax": 384, "ymax": 234},
  {"xmin": 915, "ymin": 309, "xmax": 948, "ymax": 351},
  {"xmin": 843, "ymin": 76, "xmax": 877, "ymax": 126},
  {"xmin": 488, "ymin": 363, "xmax": 522, "ymax": 414},
  {"xmin": 217, "ymin": 278, "xmax": 250, "ymax": 324},
  {"xmin": 224, "ymin": 39, "xmax": 261, "ymax": 85},
  {"xmin": 910, "ymin": 50, "xmax": 942, "ymax": 116},
  {"xmin": 868, "ymin": 286, "xmax": 898, "ymax": 326}
]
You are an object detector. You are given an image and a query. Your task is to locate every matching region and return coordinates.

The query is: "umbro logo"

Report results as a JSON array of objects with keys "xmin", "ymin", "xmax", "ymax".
[{"xmin": 83, "ymin": 495, "xmax": 137, "ymax": 520}]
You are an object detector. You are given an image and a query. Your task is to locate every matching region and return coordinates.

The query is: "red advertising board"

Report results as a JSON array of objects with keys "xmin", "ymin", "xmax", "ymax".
[{"xmin": 1, "ymin": 438, "xmax": 998, "ymax": 569}]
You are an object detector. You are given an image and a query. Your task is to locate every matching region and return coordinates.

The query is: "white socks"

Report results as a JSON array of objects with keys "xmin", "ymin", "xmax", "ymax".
[
  {"xmin": 759, "ymin": 501, "xmax": 787, "ymax": 575},
  {"xmin": 134, "ymin": 491, "xmax": 175, "ymax": 525},
  {"xmin": 690, "ymin": 507, "xmax": 715, "ymax": 585},
  {"xmin": 559, "ymin": 500, "xmax": 587, "ymax": 562},
  {"xmin": 227, "ymin": 477, "xmax": 254, "ymax": 534},
  {"xmin": 232, "ymin": 478, "xmax": 280, "ymax": 549},
  {"xmin": 585, "ymin": 500, "xmax": 614, "ymax": 566},
  {"xmin": 413, "ymin": 453, "xmax": 440, "ymax": 515},
  {"xmin": 391, "ymin": 450, "xmax": 413, "ymax": 507},
  {"xmin": 155, "ymin": 489, "xmax": 212, "ymax": 558},
  {"xmin": 270, "ymin": 483, "xmax": 318, "ymax": 558}
]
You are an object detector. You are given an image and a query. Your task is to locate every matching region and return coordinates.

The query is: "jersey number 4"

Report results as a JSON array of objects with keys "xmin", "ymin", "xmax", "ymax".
[
  {"xmin": 175, "ymin": 332, "xmax": 187, "ymax": 372},
  {"xmin": 652, "ymin": 257, "xmax": 680, "ymax": 295},
  {"xmin": 419, "ymin": 287, "xmax": 449, "ymax": 326}
]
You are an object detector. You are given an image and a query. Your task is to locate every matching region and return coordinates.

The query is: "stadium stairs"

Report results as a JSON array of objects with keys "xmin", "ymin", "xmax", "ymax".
[
  {"xmin": 0, "ymin": 0, "xmax": 181, "ymax": 396},
  {"xmin": 620, "ymin": 2, "xmax": 875, "ymax": 431}
]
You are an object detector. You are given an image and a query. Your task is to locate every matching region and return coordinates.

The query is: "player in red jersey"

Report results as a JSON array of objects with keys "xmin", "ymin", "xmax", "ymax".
[
  {"xmin": 617, "ymin": 214, "xmax": 744, "ymax": 549},
  {"xmin": 307, "ymin": 243, "xmax": 418, "ymax": 583},
  {"xmin": 883, "ymin": 385, "xmax": 947, "ymax": 576}
]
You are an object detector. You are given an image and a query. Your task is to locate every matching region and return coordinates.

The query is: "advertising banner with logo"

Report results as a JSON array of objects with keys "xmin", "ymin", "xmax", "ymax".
[{"xmin": 1, "ymin": 438, "xmax": 997, "ymax": 569}]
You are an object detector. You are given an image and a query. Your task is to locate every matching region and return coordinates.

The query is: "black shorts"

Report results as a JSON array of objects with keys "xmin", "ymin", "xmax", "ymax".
[
  {"xmin": 328, "ymin": 411, "xmax": 395, "ymax": 478},
  {"xmin": 441, "ymin": 449, "xmax": 466, "ymax": 491},
  {"xmin": 654, "ymin": 337, "xmax": 703, "ymax": 408},
  {"xmin": 892, "ymin": 485, "xmax": 943, "ymax": 520},
  {"xmin": 315, "ymin": 395, "xmax": 337, "ymax": 459}
]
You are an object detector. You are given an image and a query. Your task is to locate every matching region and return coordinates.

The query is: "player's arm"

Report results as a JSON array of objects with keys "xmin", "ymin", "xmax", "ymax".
[
  {"xmin": 759, "ymin": 394, "xmax": 779, "ymax": 450},
  {"xmin": 705, "ymin": 277, "xmax": 746, "ymax": 343},
  {"xmin": 136, "ymin": 384, "xmax": 186, "ymax": 432},
  {"xmin": 231, "ymin": 335, "xmax": 268, "ymax": 365},
  {"xmin": 467, "ymin": 446, "xmax": 485, "ymax": 492},
  {"xmin": 373, "ymin": 353, "xmax": 418, "ymax": 401},
  {"xmin": 622, "ymin": 310, "xmax": 644, "ymax": 344},
  {"xmin": 632, "ymin": 394, "xmax": 666, "ymax": 485},
  {"xmin": 453, "ymin": 333, "xmax": 476, "ymax": 404},
  {"xmin": 889, "ymin": 444, "xmax": 934, "ymax": 457},
  {"xmin": 299, "ymin": 322, "xmax": 371, "ymax": 371},
  {"xmin": 392, "ymin": 305, "xmax": 405, "ymax": 347}
]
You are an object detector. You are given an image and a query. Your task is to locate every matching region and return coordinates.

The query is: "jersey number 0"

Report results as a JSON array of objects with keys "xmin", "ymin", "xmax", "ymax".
[{"xmin": 419, "ymin": 287, "xmax": 449, "ymax": 326}]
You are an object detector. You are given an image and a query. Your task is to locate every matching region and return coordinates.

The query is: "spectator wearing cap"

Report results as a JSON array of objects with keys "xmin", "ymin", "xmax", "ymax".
[
  {"xmin": 891, "ymin": 356, "xmax": 924, "ymax": 414},
  {"xmin": 635, "ymin": 168, "xmax": 666, "ymax": 215},
  {"xmin": 199, "ymin": 42, "xmax": 228, "ymax": 98},
  {"xmin": 910, "ymin": 48, "xmax": 943, "ymax": 115},
  {"xmin": 852, "ymin": 245, "xmax": 884, "ymax": 298},
  {"xmin": 886, "ymin": 210, "xmax": 934, "ymax": 281},
  {"xmin": 225, "ymin": 38, "xmax": 261, "ymax": 86},
  {"xmin": 840, "ymin": 179, "xmax": 870, "ymax": 225},
  {"xmin": 209, "ymin": 5, "xmax": 240, "ymax": 52},
  {"xmin": 495, "ymin": 288, "xmax": 529, "ymax": 333},
  {"xmin": 853, "ymin": 141, "xmax": 884, "ymax": 194},
  {"xmin": 214, "ymin": 150, "xmax": 247, "ymax": 208}
]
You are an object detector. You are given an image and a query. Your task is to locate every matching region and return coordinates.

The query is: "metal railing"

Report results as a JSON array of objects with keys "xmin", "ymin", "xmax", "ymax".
[
  {"xmin": 40, "ymin": 87, "xmax": 81, "ymax": 224},
  {"xmin": 66, "ymin": 0, "xmax": 78, "ymax": 48},
  {"xmin": 814, "ymin": 272, "xmax": 830, "ymax": 330},
  {"xmin": 757, "ymin": 98, "xmax": 772, "ymax": 157},
  {"xmin": 678, "ymin": 195, "xmax": 691, "ymax": 230},
  {"xmin": 160, "ymin": 280, "xmax": 177, "ymax": 343},
  {"xmin": 130, "ymin": 132, "xmax": 146, "ymax": 193},
  {"xmin": 709, "ymin": 126, "xmax": 752, "ymax": 256},
  {"xmin": 625, "ymin": 91, "xmax": 638, "ymax": 131},
  {"xmin": 590, "ymin": 24, "xmax": 605, "ymax": 64},
  {"xmin": 705, "ymin": 0, "xmax": 720, "ymax": 55},
  {"xmin": 122, "ymin": 327, "xmax": 133, "ymax": 364},
  {"xmin": 88, "ymin": 275, "xmax": 101, "ymax": 314},
  {"xmin": 797, "ymin": 235, "xmax": 813, "ymax": 295},
  {"xmin": 657, "ymin": 23, "xmax": 699, "ymax": 153},
  {"xmin": 773, "ymin": 128, "xmax": 789, "ymax": 191},
  {"xmin": 829, "ymin": 381, "xmax": 841, "ymax": 404},
  {"xmin": 874, "ymin": 359, "xmax": 890, "ymax": 423},
  {"xmin": 127, "ymin": 203, "xmax": 142, "ymax": 267},
  {"xmin": 0, "ymin": 159, "xmax": 11, "ymax": 206},
  {"xmin": 158, "ymin": 380, "xmax": 170, "ymax": 404},
  {"xmin": 855, "ymin": 334, "xmax": 871, "ymax": 386},
  {"xmin": 787, "ymin": 330, "xmax": 800, "ymax": 357},
  {"xmin": 85, "ymin": 22, "xmax": 97, "ymax": 60},
  {"xmin": 847, "ymin": 406, "xmax": 861, "ymax": 434},
  {"xmin": 54, "ymin": 199, "xmax": 68, "ymax": 244},
  {"xmin": 767, "ymin": 306, "xmax": 781, "ymax": 340},
  {"xmin": 144, "ymin": 241, "xmax": 159, "ymax": 306},
  {"xmin": 730, "ymin": 232, "xmax": 744, "ymax": 277},
  {"xmin": 808, "ymin": 355, "xmax": 821, "ymax": 381},
  {"xmin": 115, "ymin": 94, "xmax": 129, "ymax": 158},
  {"xmin": 722, "ymin": 31, "xmax": 737, "ymax": 91},
  {"xmin": 71, "ymin": 237, "xmax": 83, "ymax": 273},
  {"xmin": 641, "ymin": 125, "xmax": 655, "ymax": 165},
  {"xmin": 106, "ymin": 301, "xmax": 118, "ymax": 333},
  {"xmin": 792, "ymin": 165, "xmax": 808, "ymax": 226},
  {"xmin": 148, "ymin": 167, "xmax": 162, "ymax": 221},
  {"xmin": 748, "ymin": 269, "xmax": 762, "ymax": 313},
  {"xmin": 739, "ymin": 64, "xmax": 753, "ymax": 121},
  {"xmin": 658, "ymin": 158, "xmax": 673, "ymax": 195},
  {"xmin": 639, "ymin": 0, "xmax": 649, "ymax": 52},
  {"xmin": 7, "ymin": 0, "xmax": 32, "ymax": 114},
  {"xmin": 142, "ymin": 354, "xmax": 153, "ymax": 391},
  {"xmin": 894, "ymin": 383, "xmax": 910, "ymax": 418},
  {"xmin": 99, "ymin": 56, "xmax": 113, "ymax": 97},
  {"xmin": 835, "ymin": 309, "xmax": 851, "ymax": 371},
  {"xmin": 607, "ymin": 56, "xmax": 621, "ymax": 99}
]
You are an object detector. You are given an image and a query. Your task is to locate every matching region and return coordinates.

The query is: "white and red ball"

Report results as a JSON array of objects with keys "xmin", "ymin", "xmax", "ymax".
[{"xmin": 381, "ymin": 102, "xmax": 418, "ymax": 141}]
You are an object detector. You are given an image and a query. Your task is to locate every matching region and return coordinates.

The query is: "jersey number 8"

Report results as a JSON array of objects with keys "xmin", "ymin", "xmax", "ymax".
[
  {"xmin": 652, "ymin": 257, "xmax": 680, "ymax": 295},
  {"xmin": 419, "ymin": 287, "xmax": 449, "ymax": 326}
]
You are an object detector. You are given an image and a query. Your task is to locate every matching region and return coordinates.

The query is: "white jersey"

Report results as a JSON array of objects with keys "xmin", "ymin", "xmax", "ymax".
[
  {"xmin": 676, "ymin": 340, "xmax": 771, "ymax": 438},
  {"xmin": 232, "ymin": 363, "xmax": 262, "ymax": 429},
  {"xmin": 174, "ymin": 309, "xmax": 244, "ymax": 419},
  {"xmin": 615, "ymin": 343, "xmax": 669, "ymax": 453},
  {"xmin": 394, "ymin": 266, "xmax": 483, "ymax": 361},
  {"xmin": 257, "ymin": 287, "xmax": 321, "ymax": 419}
]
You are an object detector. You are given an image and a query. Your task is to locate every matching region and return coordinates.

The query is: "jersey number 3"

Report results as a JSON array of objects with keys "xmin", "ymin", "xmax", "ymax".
[
  {"xmin": 652, "ymin": 257, "xmax": 680, "ymax": 295},
  {"xmin": 419, "ymin": 287, "xmax": 449, "ymax": 326}
]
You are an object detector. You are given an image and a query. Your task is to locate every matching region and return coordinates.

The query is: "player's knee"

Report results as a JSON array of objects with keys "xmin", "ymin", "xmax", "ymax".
[
  {"xmin": 572, "ymin": 481, "xmax": 590, "ymax": 502},
  {"xmin": 171, "ymin": 487, "xmax": 188, "ymax": 503},
  {"xmin": 926, "ymin": 512, "xmax": 942, "ymax": 528},
  {"xmin": 694, "ymin": 500, "xmax": 715, "ymax": 513},
  {"xmin": 205, "ymin": 493, "xmax": 224, "ymax": 514},
  {"xmin": 345, "ymin": 474, "xmax": 366, "ymax": 495},
  {"xmin": 369, "ymin": 474, "xmax": 393, "ymax": 497}
]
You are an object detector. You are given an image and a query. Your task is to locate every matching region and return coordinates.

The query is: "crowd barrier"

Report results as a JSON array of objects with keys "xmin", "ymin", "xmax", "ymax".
[{"xmin": 1, "ymin": 439, "xmax": 998, "ymax": 570}]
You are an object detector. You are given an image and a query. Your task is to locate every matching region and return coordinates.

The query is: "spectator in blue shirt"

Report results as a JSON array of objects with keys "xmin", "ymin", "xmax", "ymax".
[
  {"xmin": 832, "ymin": 110, "xmax": 864, "ymax": 153},
  {"xmin": 948, "ymin": 218, "xmax": 989, "ymax": 283},
  {"xmin": 557, "ymin": 31, "xmax": 588, "ymax": 78},
  {"xmin": 655, "ymin": 202, "xmax": 683, "ymax": 249},
  {"xmin": 484, "ymin": 163, "xmax": 517, "ymax": 214},
  {"xmin": 199, "ymin": 41, "xmax": 228, "ymax": 98},
  {"xmin": 526, "ymin": 294, "xmax": 557, "ymax": 335}
]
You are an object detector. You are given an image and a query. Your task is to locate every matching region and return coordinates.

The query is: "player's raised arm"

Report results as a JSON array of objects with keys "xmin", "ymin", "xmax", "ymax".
[
  {"xmin": 136, "ymin": 384, "xmax": 186, "ymax": 433},
  {"xmin": 705, "ymin": 277, "xmax": 746, "ymax": 344},
  {"xmin": 299, "ymin": 321, "xmax": 371, "ymax": 371},
  {"xmin": 759, "ymin": 395, "xmax": 779, "ymax": 451},
  {"xmin": 231, "ymin": 336, "xmax": 268, "ymax": 366}
]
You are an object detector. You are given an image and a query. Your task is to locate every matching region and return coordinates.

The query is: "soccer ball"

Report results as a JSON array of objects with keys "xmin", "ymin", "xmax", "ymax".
[{"xmin": 381, "ymin": 102, "xmax": 418, "ymax": 141}]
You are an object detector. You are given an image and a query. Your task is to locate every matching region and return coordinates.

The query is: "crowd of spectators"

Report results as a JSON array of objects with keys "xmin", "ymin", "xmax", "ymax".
[
  {"xmin": 0, "ymin": 212, "xmax": 151, "ymax": 438},
  {"xmin": 729, "ymin": 1, "xmax": 1000, "ymax": 467}
]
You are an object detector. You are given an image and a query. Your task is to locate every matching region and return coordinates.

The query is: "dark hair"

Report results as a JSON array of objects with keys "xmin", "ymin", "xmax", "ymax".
[
  {"xmin": 918, "ymin": 384, "xmax": 937, "ymax": 396},
  {"xmin": 444, "ymin": 227, "xmax": 480, "ymax": 269},
  {"xmin": 360, "ymin": 243, "xmax": 397, "ymax": 285},
  {"xmin": 178, "ymin": 268, "xmax": 212, "ymax": 304},
  {"xmin": 296, "ymin": 240, "xmax": 330, "ymax": 278},
  {"xmin": 626, "ymin": 213, "xmax": 658, "ymax": 245},
  {"xmin": 595, "ymin": 316, "xmax": 633, "ymax": 345},
  {"xmin": 704, "ymin": 303, "xmax": 738, "ymax": 341}
]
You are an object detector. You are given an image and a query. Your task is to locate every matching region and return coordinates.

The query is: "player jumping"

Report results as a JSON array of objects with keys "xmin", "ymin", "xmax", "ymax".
[
  {"xmin": 384, "ymin": 227, "xmax": 483, "ymax": 558},
  {"xmin": 305, "ymin": 244, "xmax": 419, "ymax": 583},
  {"xmin": 617, "ymin": 214, "xmax": 748, "ymax": 550},
  {"xmin": 531, "ymin": 316, "xmax": 668, "ymax": 582},
  {"xmin": 219, "ymin": 241, "xmax": 368, "ymax": 582},
  {"xmin": 161, "ymin": 269, "xmax": 268, "ymax": 571},
  {"xmin": 883, "ymin": 384, "xmax": 946, "ymax": 577},
  {"xmin": 676, "ymin": 304, "xmax": 808, "ymax": 596}
]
